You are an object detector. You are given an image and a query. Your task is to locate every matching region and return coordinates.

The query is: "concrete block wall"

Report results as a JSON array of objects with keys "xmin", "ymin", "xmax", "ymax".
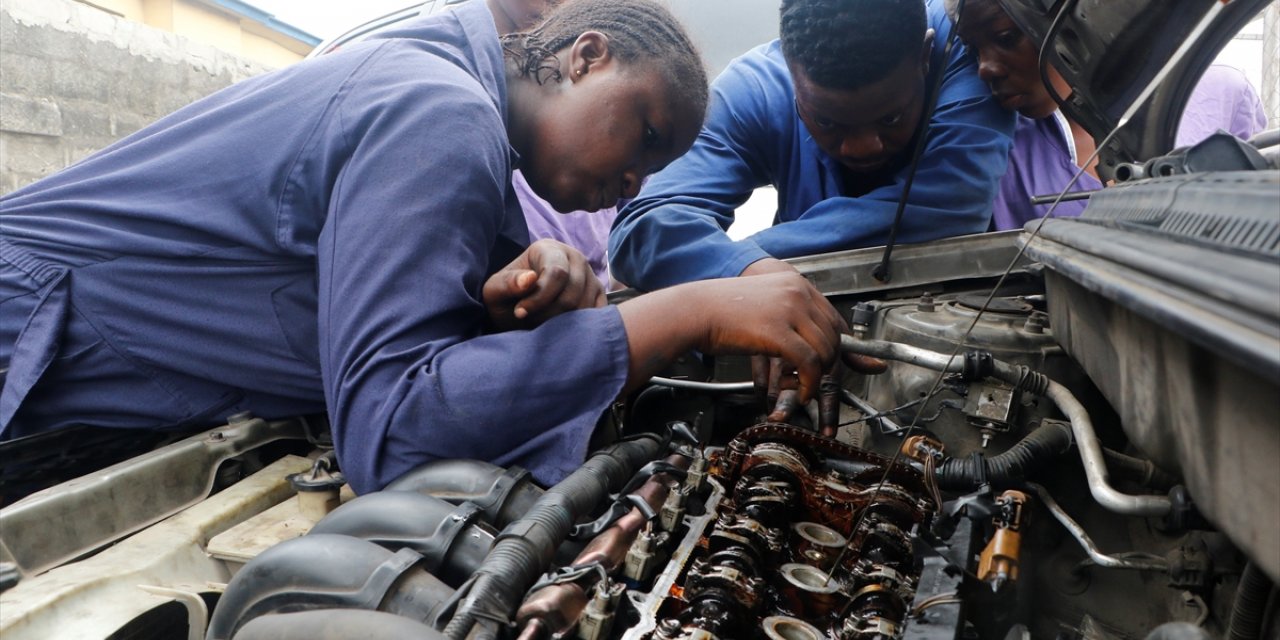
[{"xmin": 0, "ymin": 0, "xmax": 274, "ymax": 193}]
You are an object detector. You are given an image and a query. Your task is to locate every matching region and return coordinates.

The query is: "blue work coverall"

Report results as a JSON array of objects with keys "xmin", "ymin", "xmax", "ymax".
[
  {"xmin": 0, "ymin": 1, "xmax": 628, "ymax": 494},
  {"xmin": 608, "ymin": 0, "xmax": 1014, "ymax": 291}
]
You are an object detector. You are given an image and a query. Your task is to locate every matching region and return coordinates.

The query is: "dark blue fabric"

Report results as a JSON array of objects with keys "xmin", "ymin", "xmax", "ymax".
[
  {"xmin": 608, "ymin": 0, "xmax": 1015, "ymax": 291},
  {"xmin": 0, "ymin": 1, "xmax": 629, "ymax": 493}
]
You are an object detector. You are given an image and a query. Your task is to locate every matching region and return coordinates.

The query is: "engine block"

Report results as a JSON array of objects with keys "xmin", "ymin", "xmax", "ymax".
[{"xmin": 624, "ymin": 424, "xmax": 936, "ymax": 640}]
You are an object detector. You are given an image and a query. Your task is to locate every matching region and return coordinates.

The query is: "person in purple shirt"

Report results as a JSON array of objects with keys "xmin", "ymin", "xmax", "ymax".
[
  {"xmin": 950, "ymin": 0, "xmax": 1268, "ymax": 231},
  {"xmin": 513, "ymin": 171, "xmax": 617, "ymax": 288},
  {"xmin": 0, "ymin": 0, "xmax": 868, "ymax": 494},
  {"xmin": 1174, "ymin": 64, "xmax": 1268, "ymax": 149}
]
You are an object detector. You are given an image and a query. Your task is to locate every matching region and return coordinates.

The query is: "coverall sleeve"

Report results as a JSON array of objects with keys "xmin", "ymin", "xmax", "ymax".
[
  {"xmin": 609, "ymin": 40, "xmax": 1014, "ymax": 292},
  {"xmin": 748, "ymin": 54, "xmax": 1013, "ymax": 259},
  {"xmin": 317, "ymin": 73, "xmax": 629, "ymax": 494}
]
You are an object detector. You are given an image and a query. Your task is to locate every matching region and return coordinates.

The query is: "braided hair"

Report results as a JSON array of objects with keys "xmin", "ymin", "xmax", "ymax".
[
  {"xmin": 780, "ymin": 0, "xmax": 928, "ymax": 90},
  {"xmin": 502, "ymin": 0, "xmax": 708, "ymax": 112}
]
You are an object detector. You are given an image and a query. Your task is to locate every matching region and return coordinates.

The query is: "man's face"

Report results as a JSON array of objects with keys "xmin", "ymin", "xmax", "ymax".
[
  {"xmin": 956, "ymin": 0, "xmax": 1072, "ymax": 119},
  {"xmin": 790, "ymin": 51, "xmax": 929, "ymax": 175},
  {"xmin": 521, "ymin": 57, "xmax": 703, "ymax": 213}
]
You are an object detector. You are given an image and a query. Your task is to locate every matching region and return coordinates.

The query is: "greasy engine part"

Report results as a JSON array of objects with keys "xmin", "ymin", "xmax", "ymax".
[
  {"xmin": 205, "ymin": 534, "xmax": 457, "ymax": 640},
  {"xmin": 624, "ymin": 424, "xmax": 936, "ymax": 640},
  {"xmin": 444, "ymin": 435, "xmax": 666, "ymax": 640},
  {"xmin": 515, "ymin": 453, "xmax": 692, "ymax": 639},
  {"xmin": 287, "ymin": 453, "xmax": 345, "ymax": 521},
  {"xmin": 851, "ymin": 292, "xmax": 1073, "ymax": 459},
  {"xmin": 977, "ymin": 490, "xmax": 1027, "ymax": 592},
  {"xmin": 841, "ymin": 336, "xmax": 1171, "ymax": 518}
]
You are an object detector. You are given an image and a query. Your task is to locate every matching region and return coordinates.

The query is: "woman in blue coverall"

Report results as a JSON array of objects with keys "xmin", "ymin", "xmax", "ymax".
[{"xmin": 0, "ymin": 0, "xmax": 866, "ymax": 494}]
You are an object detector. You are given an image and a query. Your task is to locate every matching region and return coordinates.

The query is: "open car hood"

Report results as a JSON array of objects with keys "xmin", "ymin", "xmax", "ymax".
[{"xmin": 999, "ymin": 0, "xmax": 1269, "ymax": 179}]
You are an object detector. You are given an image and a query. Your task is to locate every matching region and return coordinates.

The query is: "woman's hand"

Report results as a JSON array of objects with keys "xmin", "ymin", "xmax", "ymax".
[
  {"xmin": 691, "ymin": 272, "xmax": 843, "ymax": 403},
  {"xmin": 618, "ymin": 271, "xmax": 883, "ymax": 405},
  {"xmin": 483, "ymin": 239, "xmax": 605, "ymax": 331}
]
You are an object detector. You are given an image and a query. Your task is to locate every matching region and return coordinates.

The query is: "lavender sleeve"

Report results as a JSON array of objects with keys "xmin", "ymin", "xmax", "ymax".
[
  {"xmin": 514, "ymin": 170, "xmax": 618, "ymax": 289},
  {"xmin": 1175, "ymin": 64, "xmax": 1268, "ymax": 148}
]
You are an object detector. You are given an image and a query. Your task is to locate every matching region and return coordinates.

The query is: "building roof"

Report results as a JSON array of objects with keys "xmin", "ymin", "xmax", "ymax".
[{"xmin": 201, "ymin": 0, "xmax": 320, "ymax": 46}]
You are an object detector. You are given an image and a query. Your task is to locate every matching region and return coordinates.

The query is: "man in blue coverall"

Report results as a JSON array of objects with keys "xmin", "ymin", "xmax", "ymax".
[{"xmin": 608, "ymin": 0, "xmax": 1015, "ymax": 290}]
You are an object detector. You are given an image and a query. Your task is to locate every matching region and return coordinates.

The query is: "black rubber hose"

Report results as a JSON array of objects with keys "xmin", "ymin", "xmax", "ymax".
[
  {"xmin": 309, "ymin": 492, "xmax": 496, "ymax": 588},
  {"xmin": 1101, "ymin": 448, "xmax": 1178, "ymax": 491},
  {"xmin": 207, "ymin": 534, "xmax": 455, "ymax": 639},
  {"xmin": 233, "ymin": 610, "xmax": 446, "ymax": 640},
  {"xmin": 1227, "ymin": 562, "xmax": 1276, "ymax": 640},
  {"xmin": 385, "ymin": 459, "xmax": 544, "ymax": 527},
  {"xmin": 442, "ymin": 435, "xmax": 664, "ymax": 640},
  {"xmin": 936, "ymin": 420, "xmax": 1073, "ymax": 490}
]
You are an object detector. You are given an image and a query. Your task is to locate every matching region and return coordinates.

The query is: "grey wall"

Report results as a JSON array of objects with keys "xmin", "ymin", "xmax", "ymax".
[
  {"xmin": 0, "ymin": 0, "xmax": 272, "ymax": 194},
  {"xmin": 668, "ymin": 0, "xmax": 780, "ymax": 78}
]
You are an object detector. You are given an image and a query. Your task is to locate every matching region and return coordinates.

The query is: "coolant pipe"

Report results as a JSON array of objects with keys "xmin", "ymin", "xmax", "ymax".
[
  {"xmin": 841, "ymin": 336, "xmax": 966, "ymax": 373},
  {"xmin": 442, "ymin": 435, "xmax": 666, "ymax": 640},
  {"xmin": 934, "ymin": 420, "xmax": 1074, "ymax": 489},
  {"xmin": 1027, "ymin": 483, "xmax": 1169, "ymax": 572},
  {"xmin": 648, "ymin": 376, "xmax": 753, "ymax": 392},
  {"xmin": 841, "ymin": 336, "xmax": 1173, "ymax": 517},
  {"xmin": 1042, "ymin": 378, "xmax": 1171, "ymax": 517}
]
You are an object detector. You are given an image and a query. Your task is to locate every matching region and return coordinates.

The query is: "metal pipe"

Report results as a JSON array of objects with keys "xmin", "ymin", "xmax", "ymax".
[
  {"xmin": 1030, "ymin": 189, "xmax": 1096, "ymax": 205},
  {"xmin": 1112, "ymin": 163, "xmax": 1146, "ymax": 183},
  {"xmin": 1042, "ymin": 380, "xmax": 1171, "ymax": 517},
  {"xmin": 840, "ymin": 336, "xmax": 1173, "ymax": 517},
  {"xmin": 648, "ymin": 376, "xmax": 753, "ymax": 392},
  {"xmin": 1027, "ymin": 483, "xmax": 1169, "ymax": 572},
  {"xmin": 1247, "ymin": 127, "xmax": 1280, "ymax": 149},
  {"xmin": 840, "ymin": 336, "xmax": 965, "ymax": 373}
]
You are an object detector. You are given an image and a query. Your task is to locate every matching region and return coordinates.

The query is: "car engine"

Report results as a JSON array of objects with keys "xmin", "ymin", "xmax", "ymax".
[
  {"xmin": 2, "ymin": 0, "xmax": 1278, "ymax": 626},
  {"xmin": 3, "ymin": 154, "xmax": 1279, "ymax": 639},
  {"xmin": 183, "ymin": 193, "xmax": 1277, "ymax": 640}
]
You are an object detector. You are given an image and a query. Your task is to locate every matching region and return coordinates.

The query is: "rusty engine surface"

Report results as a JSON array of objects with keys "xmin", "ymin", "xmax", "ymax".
[{"xmin": 626, "ymin": 424, "xmax": 937, "ymax": 640}]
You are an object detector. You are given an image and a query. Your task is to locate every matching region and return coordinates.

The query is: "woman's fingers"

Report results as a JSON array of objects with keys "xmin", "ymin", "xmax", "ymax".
[
  {"xmin": 768, "ymin": 388, "xmax": 800, "ymax": 422},
  {"xmin": 483, "ymin": 269, "xmax": 538, "ymax": 306},
  {"xmin": 514, "ymin": 240, "xmax": 603, "ymax": 323},
  {"xmin": 516, "ymin": 247, "xmax": 571, "ymax": 319},
  {"xmin": 842, "ymin": 352, "xmax": 889, "ymax": 374}
]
